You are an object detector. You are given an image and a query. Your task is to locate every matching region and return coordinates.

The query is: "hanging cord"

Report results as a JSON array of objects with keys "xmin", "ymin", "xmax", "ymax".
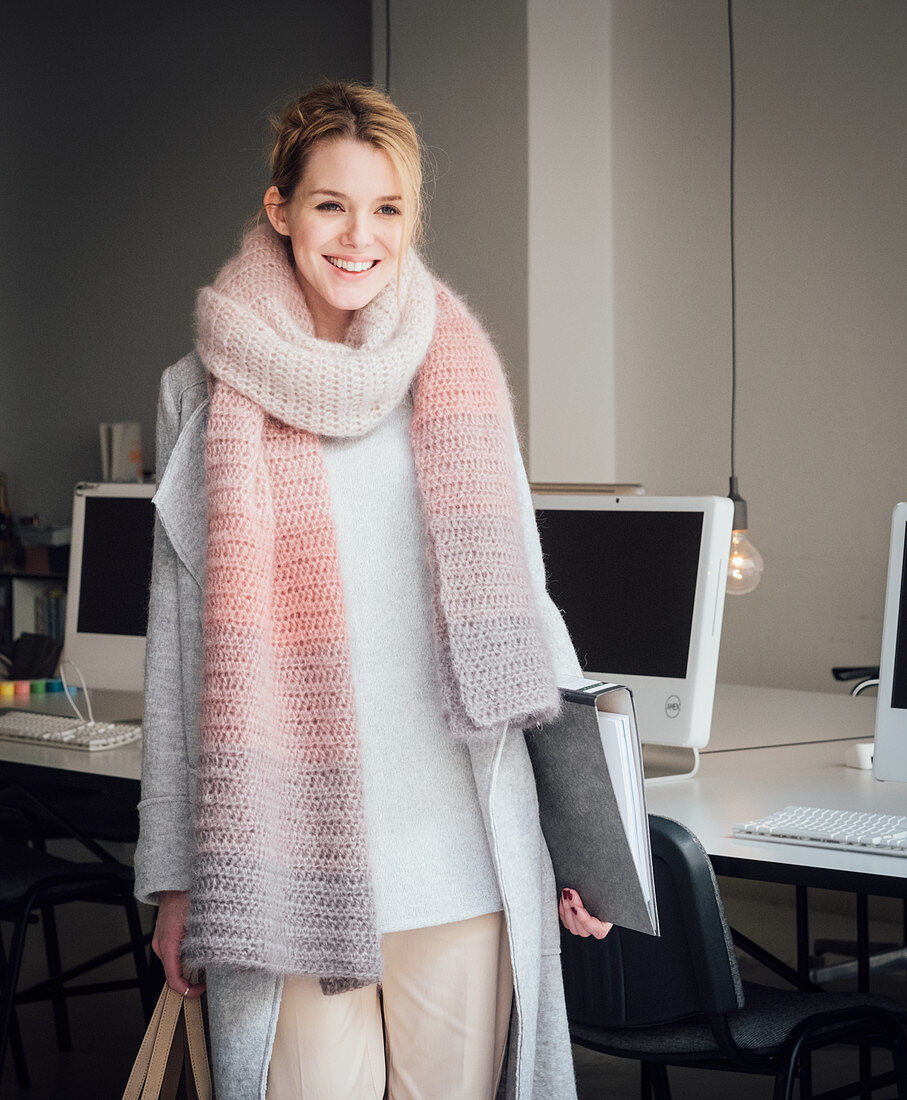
[
  {"xmin": 59, "ymin": 659, "xmax": 96, "ymax": 726},
  {"xmin": 385, "ymin": 0, "xmax": 391, "ymax": 92},
  {"xmin": 728, "ymin": 0, "xmax": 737, "ymax": 482}
]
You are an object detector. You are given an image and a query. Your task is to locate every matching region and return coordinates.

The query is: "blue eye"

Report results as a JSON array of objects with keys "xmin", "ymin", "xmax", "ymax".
[
  {"xmin": 317, "ymin": 201, "xmax": 342, "ymax": 211},
  {"xmin": 379, "ymin": 205, "xmax": 401, "ymax": 216}
]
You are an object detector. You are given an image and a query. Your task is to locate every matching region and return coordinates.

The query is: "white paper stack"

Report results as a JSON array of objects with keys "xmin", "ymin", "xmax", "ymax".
[
  {"xmin": 524, "ymin": 674, "xmax": 659, "ymax": 936},
  {"xmin": 100, "ymin": 422, "xmax": 143, "ymax": 481}
]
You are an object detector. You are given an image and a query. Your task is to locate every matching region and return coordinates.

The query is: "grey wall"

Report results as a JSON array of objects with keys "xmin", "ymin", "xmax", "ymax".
[
  {"xmin": 378, "ymin": 0, "xmax": 530, "ymax": 435},
  {"xmin": 604, "ymin": 0, "xmax": 907, "ymax": 691},
  {"xmin": 527, "ymin": 0, "xmax": 617, "ymax": 483},
  {"xmin": 5, "ymin": 0, "xmax": 903, "ymax": 696},
  {"xmin": 1, "ymin": 1, "xmax": 371, "ymax": 524}
]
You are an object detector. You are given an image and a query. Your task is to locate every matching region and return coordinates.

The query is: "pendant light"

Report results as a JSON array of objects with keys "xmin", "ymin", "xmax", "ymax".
[{"xmin": 726, "ymin": 0, "xmax": 763, "ymax": 596}]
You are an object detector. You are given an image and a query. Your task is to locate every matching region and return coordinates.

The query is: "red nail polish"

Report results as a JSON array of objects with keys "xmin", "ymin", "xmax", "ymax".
[
  {"xmin": 570, "ymin": 906, "xmax": 577, "ymax": 915},
  {"xmin": 562, "ymin": 888, "xmax": 573, "ymax": 902}
]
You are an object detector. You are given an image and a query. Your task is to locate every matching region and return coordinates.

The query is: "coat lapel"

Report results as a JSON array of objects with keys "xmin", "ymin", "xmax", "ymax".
[{"xmin": 152, "ymin": 397, "xmax": 209, "ymax": 588}]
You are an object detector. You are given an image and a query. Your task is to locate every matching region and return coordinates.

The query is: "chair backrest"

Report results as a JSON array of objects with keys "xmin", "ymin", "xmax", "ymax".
[{"xmin": 560, "ymin": 815, "xmax": 744, "ymax": 1028}]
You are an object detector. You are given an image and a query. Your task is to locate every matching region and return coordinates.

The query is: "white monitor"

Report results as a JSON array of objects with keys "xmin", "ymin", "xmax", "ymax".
[
  {"xmin": 532, "ymin": 493, "xmax": 733, "ymax": 749},
  {"xmin": 63, "ymin": 481, "xmax": 156, "ymax": 692},
  {"xmin": 872, "ymin": 502, "xmax": 907, "ymax": 783}
]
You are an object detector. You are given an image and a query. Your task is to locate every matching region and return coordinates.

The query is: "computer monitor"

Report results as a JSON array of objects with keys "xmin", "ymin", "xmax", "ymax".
[
  {"xmin": 63, "ymin": 481, "xmax": 156, "ymax": 692},
  {"xmin": 532, "ymin": 493, "xmax": 733, "ymax": 750},
  {"xmin": 872, "ymin": 502, "xmax": 907, "ymax": 783}
]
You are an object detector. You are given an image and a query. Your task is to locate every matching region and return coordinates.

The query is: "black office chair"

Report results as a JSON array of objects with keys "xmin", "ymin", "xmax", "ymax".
[
  {"xmin": 0, "ymin": 836, "xmax": 152, "ymax": 1088},
  {"xmin": 562, "ymin": 816, "xmax": 907, "ymax": 1100},
  {"xmin": 0, "ymin": 774, "xmax": 149, "ymax": 1084}
]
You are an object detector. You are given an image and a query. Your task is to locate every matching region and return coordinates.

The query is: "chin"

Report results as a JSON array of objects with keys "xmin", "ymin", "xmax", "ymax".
[{"xmin": 329, "ymin": 284, "xmax": 391, "ymax": 312}]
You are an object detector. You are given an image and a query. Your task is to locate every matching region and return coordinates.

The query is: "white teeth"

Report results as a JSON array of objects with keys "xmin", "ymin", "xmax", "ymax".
[{"xmin": 328, "ymin": 257, "xmax": 375, "ymax": 272}]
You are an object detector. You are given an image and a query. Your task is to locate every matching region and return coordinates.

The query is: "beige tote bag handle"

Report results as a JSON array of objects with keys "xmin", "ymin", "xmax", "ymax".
[{"xmin": 122, "ymin": 983, "xmax": 213, "ymax": 1100}]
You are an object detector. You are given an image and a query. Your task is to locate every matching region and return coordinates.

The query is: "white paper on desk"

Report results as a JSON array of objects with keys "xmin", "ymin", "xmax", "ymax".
[{"xmin": 99, "ymin": 421, "xmax": 143, "ymax": 481}]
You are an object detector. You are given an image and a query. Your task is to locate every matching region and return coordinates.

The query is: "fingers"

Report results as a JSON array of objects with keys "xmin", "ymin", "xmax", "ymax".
[
  {"xmin": 157, "ymin": 940, "xmax": 207, "ymax": 998},
  {"xmin": 159, "ymin": 934, "xmax": 189, "ymax": 994},
  {"xmin": 152, "ymin": 892, "xmax": 207, "ymax": 999},
  {"xmin": 183, "ymin": 973, "xmax": 208, "ymax": 998},
  {"xmin": 558, "ymin": 889, "xmax": 587, "ymax": 936},
  {"xmin": 163, "ymin": 956, "xmax": 186, "ymax": 994},
  {"xmin": 559, "ymin": 888, "xmax": 613, "ymax": 940}
]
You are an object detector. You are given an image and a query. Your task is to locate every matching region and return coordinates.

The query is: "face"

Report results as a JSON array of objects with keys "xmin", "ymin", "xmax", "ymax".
[{"xmin": 264, "ymin": 137, "xmax": 406, "ymax": 339}]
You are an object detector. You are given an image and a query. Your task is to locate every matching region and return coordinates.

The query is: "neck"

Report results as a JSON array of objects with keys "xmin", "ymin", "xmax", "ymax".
[
  {"xmin": 295, "ymin": 269, "xmax": 353, "ymax": 343},
  {"xmin": 313, "ymin": 309, "xmax": 353, "ymax": 343}
]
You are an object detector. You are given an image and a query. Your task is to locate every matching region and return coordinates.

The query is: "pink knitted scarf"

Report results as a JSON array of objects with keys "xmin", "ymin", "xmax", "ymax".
[{"xmin": 182, "ymin": 227, "xmax": 559, "ymax": 991}]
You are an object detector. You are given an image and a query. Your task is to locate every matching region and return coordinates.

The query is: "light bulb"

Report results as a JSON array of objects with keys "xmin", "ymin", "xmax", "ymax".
[{"xmin": 727, "ymin": 528, "xmax": 763, "ymax": 595}]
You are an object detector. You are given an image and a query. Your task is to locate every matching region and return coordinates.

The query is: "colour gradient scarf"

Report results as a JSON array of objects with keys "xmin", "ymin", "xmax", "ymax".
[{"xmin": 182, "ymin": 226, "xmax": 559, "ymax": 991}]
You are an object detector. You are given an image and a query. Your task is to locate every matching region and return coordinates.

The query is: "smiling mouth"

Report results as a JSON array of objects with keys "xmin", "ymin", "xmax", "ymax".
[{"xmin": 325, "ymin": 256, "xmax": 379, "ymax": 273}]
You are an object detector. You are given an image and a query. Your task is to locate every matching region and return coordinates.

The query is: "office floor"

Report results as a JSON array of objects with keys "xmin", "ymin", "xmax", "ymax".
[{"xmin": 1, "ymin": 873, "xmax": 905, "ymax": 1099}]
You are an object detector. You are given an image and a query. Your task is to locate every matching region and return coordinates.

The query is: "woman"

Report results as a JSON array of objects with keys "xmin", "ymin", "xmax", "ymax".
[{"xmin": 134, "ymin": 81, "xmax": 610, "ymax": 1100}]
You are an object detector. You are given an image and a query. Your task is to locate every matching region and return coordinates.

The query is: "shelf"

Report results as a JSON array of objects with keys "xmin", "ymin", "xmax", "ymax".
[
  {"xmin": 1, "ymin": 570, "xmax": 67, "ymax": 582},
  {"xmin": 1, "ymin": 573, "xmax": 67, "ymax": 648}
]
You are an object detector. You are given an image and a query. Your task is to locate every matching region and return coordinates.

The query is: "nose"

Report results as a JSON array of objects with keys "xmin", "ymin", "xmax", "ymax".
[{"xmin": 339, "ymin": 210, "xmax": 373, "ymax": 251}]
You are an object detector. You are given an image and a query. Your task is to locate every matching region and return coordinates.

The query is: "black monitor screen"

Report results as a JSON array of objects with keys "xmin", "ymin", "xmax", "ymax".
[
  {"xmin": 891, "ymin": 521, "xmax": 907, "ymax": 711},
  {"xmin": 76, "ymin": 496, "xmax": 155, "ymax": 636},
  {"xmin": 535, "ymin": 508, "xmax": 703, "ymax": 680}
]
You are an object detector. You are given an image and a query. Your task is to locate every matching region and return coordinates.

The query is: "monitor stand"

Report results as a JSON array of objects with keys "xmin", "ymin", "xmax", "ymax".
[{"xmin": 642, "ymin": 743, "xmax": 700, "ymax": 783}]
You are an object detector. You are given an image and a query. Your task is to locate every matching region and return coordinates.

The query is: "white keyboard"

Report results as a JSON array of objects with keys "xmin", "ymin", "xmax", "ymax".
[
  {"xmin": 0, "ymin": 710, "xmax": 142, "ymax": 751},
  {"xmin": 733, "ymin": 805, "xmax": 907, "ymax": 857}
]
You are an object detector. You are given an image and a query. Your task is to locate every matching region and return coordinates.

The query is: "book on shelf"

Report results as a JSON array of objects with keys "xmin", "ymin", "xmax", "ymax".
[
  {"xmin": 33, "ymin": 585, "xmax": 66, "ymax": 644},
  {"xmin": 524, "ymin": 674, "xmax": 659, "ymax": 937}
]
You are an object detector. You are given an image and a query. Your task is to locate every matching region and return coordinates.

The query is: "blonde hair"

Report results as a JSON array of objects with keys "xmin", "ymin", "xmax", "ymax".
[{"xmin": 266, "ymin": 81, "xmax": 424, "ymax": 256}]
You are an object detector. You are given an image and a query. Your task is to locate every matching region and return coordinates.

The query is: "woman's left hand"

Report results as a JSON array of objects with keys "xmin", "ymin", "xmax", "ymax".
[{"xmin": 558, "ymin": 888, "xmax": 613, "ymax": 939}]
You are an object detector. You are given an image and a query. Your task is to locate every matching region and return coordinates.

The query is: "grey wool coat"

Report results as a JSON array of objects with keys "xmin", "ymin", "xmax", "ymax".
[{"xmin": 135, "ymin": 353, "xmax": 581, "ymax": 1100}]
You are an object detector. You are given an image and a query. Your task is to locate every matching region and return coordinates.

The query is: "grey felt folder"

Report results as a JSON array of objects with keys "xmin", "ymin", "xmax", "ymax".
[{"xmin": 524, "ymin": 678, "xmax": 659, "ymax": 937}]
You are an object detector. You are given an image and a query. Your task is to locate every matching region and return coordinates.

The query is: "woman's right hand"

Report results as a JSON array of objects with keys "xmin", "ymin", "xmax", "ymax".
[{"xmin": 152, "ymin": 890, "xmax": 207, "ymax": 998}]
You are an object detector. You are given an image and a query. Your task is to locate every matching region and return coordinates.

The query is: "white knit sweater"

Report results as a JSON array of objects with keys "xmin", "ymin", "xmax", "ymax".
[{"xmin": 322, "ymin": 394, "xmax": 581, "ymax": 934}]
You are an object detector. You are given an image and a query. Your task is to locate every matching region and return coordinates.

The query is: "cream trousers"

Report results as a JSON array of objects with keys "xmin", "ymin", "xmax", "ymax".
[{"xmin": 265, "ymin": 911, "xmax": 514, "ymax": 1100}]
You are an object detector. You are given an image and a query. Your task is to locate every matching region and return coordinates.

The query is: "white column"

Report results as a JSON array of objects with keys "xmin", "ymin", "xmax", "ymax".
[{"xmin": 527, "ymin": 0, "xmax": 616, "ymax": 483}]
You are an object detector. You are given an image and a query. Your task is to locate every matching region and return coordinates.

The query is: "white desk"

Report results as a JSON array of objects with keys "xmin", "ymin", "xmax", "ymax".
[
  {"xmin": 0, "ymin": 681, "xmax": 898, "ymax": 986},
  {"xmin": 647, "ymin": 686, "xmax": 904, "ymax": 986},
  {"xmin": 0, "ymin": 689, "xmax": 142, "ymax": 784},
  {"xmin": 707, "ymin": 683, "xmax": 876, "ymax": 752},
  {"xmin": 0, "ymin": 680, "xmax": 884, "ymax": 805},
  {"xmin": 0, "ymin": 689, "xmax": 142, "ymax": 867},
  {"xmin": 647, "ymin": 737, "xmax": 907, "ymax": 898},
  {"xmin": 0, "ymin": 682, "xmax": 894, "ymax": 873},
  {"xmin": 646, "ymin": 686, "xmax": 905, "ymax": 893}
]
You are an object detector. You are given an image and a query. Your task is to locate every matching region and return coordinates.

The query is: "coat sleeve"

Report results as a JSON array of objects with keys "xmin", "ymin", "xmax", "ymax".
[
  {"xmin": 133, "ymin": 372, "xmax": 197, "ymax": 906},
  {"xmin": 511, "ymin": 425, "xmax": 583, "ymax": 679}
]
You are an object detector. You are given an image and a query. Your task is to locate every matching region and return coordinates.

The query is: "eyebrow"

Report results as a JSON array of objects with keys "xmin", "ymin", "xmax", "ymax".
[{"xmin": 309, "ymin": 188, "xmax": 403, "ymax": 203}]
